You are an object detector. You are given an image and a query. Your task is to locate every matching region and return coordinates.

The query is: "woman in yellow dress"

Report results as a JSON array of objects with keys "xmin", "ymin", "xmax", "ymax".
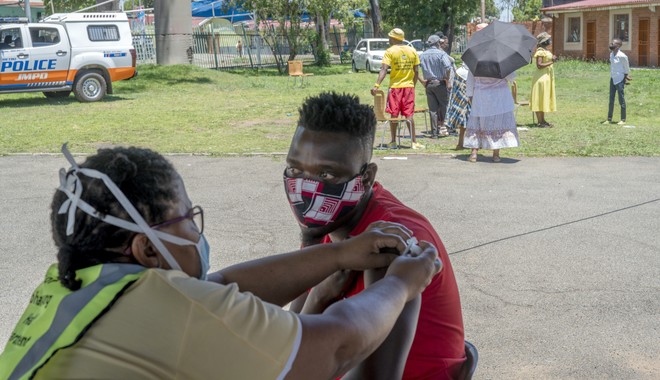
[{"xmin": 530, "ymin": 32, "xmax": 557, "ymax": 127}]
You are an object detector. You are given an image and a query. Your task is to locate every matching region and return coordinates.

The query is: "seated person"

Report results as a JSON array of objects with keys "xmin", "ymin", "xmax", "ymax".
[
  {"xmin": 284, "ymin": 92, "xmax": 466, "ymax": 379},
  {"xmin": 0, "ymin": 144, "xmax": 441, "ymax": 380}
]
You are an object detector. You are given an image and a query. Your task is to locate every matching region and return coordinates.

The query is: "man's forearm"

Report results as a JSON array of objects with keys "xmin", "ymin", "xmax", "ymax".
[
  {"xmin": 375, "ymin": 67, "xmax": 388, "ymax": 86},
  {"xmin": 339, "ymin": 268, "xmax": 420, "ymax": 379},
  {"xmin": 320, "ymin": 276, "xmax": 411, "ymax": 376}
]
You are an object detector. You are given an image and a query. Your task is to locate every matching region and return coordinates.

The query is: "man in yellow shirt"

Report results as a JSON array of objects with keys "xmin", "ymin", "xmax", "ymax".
[{"xmin": 371, "ymin": 28, "xmax": 424, "ymax": 150}]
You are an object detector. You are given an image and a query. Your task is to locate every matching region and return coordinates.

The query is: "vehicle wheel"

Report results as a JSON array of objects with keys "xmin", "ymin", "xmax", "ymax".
[
  {"xmin": 73, "ymin": 71, "xmax": 107, "ymax": 102},
  {"xmin": 366, "ymin": 61, "xmax": 371, "ymax": 72},
  {"xmin": 352, "ymin": 60, "xmax": 358, "ymax": 72},
  {"xmin": 43, "ymin": 91, "xmax": 71, "ymax": 98}
]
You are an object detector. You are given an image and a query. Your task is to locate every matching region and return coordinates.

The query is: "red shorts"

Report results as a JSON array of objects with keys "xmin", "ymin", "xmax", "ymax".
[{"xmin": 386, "ymin": 87, "xmax": 415, "ymax": 118}]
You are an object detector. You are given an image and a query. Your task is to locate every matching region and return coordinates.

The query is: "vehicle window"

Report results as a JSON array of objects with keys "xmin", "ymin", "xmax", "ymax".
[
  {"xmin": 29, "ymin": 27, "xmax": 60, "ymax": 47},
  {"xmin": 356, "ymin": 41, "xmax": 365, "ymax": 50},
  {"xmin": 370, "ymin": 41, "xmax": 389, "ymax": 51},
  {"xmin": 87, "ymin": 25, "xmax": 120, "ymax": 41},
  {"xmin": 0, "ymin": 28, "xmax": 21, "ymax": 49}
]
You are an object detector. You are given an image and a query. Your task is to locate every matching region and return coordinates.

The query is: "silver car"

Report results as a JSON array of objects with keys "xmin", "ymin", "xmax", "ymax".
[
  {"xmin": 352, "ymin": 38, "xmax": 424, "ymax": 73},
  {"xmin": 351, "ymin": 38, "xmax": 390, "ymax": 73}
]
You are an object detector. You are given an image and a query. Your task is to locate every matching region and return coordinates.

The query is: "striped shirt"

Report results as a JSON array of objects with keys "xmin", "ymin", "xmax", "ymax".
[{"xmin": 419, "ymin": 47, "xmax": 452, "ymax": 82}]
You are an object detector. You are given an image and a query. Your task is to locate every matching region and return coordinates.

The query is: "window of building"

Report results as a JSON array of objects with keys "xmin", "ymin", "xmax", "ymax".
[
  {"xmin": 613, "ymin": 14, "xmax": 629, "ymax": 42},
  {"xmin": 610, "ymin": 10, "xmax": 631, "ymax": 50},
  {"xmin": 567, "ymin": 17, "xmax": 581, "ymax": 43},
  {"xmin": 563, "ymin": 13, "xmax": 583, "ymax": 51},
  {"xmin": 87, "ymin": 25, "xmax": 120, "ymax": 41}
]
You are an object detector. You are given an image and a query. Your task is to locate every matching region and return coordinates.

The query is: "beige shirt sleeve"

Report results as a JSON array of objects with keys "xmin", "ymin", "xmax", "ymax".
[{"xmin": 39, "ymin": 269, "xmax": 301, "ymax": 380}]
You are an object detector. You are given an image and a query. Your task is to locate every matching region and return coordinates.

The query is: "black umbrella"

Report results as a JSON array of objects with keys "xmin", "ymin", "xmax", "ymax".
[{"xmin": 461, "ymin": 20, "xmax": 537, "ymax": 79}]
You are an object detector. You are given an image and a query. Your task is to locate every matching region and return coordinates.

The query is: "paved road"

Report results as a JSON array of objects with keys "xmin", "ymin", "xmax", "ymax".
[{"xmin": 1, "ymin": 154, "xmax": 658, "ymax": 379}]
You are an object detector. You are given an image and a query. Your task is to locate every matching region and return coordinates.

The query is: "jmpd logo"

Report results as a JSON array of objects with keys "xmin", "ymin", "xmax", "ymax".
[
  {"xmin": 1, "ymin": 59, "xmax": 57, "ymax": 72},
  {"xmin": 18, "ymin": 73, "xmax": 48, "ymax": 80}
]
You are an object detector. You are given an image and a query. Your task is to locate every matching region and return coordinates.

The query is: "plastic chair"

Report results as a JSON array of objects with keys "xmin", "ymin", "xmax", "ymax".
[
  {"xmin": 459, "ymin": 340, "xmax": 479, "ymax": 380},
  {"xmin": 372, "ymin": 89, "xmax": 412, "ymax": 149},
  {"xmin": 287, "ymin": 60, "xmax": 313, "ymax": 87},
  {"xmin": 414, "ymin": 107, "xmax": 429, "ymax": 133},
  {"xmin": 511, "ymin": 80, "xmax": 535, "ymax": 124}
]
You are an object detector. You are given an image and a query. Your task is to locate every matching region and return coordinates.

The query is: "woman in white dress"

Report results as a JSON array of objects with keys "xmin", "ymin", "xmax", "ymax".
[{"xmin": 464, "ymin": 71, "xmax": 520, "ymax": 162}]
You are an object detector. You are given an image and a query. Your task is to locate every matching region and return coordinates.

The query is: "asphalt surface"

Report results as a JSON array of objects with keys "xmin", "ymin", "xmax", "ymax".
[{"xmin": 1, "ymin": 154, "xmax": 658, "ymax": 379}]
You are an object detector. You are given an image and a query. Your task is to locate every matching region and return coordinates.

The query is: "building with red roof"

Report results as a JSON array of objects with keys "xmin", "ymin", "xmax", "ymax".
[{"xmin": 542, "ymin": 0, "xmax": 659, "ymax": 66}]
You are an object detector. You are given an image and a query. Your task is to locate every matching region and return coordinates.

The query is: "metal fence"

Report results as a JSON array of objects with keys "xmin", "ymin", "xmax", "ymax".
[
  {"xmin": 127, "ymin": 13, "xmax": 463, "ymax": 69},
  {"xmin": 128, "ymin": 10, "xmax": 380, "ymax": 69}
]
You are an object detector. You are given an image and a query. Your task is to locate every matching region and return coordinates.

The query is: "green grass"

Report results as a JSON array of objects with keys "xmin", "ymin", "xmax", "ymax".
[{"xmin": 0, "ymin": 60, "xmax": 658, "ymax": 156}]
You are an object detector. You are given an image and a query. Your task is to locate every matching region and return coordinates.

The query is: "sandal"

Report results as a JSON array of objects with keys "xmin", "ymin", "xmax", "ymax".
[
  {"xmin": 492, "ymin": 155, "xmax": 501, "ymax": 162},
  {"xmin": 468, "ymin": 154, "xmax": 477, "ymax": 163}
]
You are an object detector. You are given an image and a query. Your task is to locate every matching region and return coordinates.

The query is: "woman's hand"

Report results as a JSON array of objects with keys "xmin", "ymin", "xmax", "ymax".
[
  {"xmin": 385, "ymin": 241, "xmax": 442, "ymax": 301},
  {"xmin": 333, "ymin": 221, "xmax": 412, "ymax": 272}
]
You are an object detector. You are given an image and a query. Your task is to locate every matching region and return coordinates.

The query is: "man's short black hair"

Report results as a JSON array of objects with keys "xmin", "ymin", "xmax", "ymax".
[{"xmin": 297, "ymin": 92, "xmax": 376, "ymax": 153}]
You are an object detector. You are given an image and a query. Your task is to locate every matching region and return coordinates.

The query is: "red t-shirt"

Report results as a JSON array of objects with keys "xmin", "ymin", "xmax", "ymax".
[{"xmin": 323, "ymin": 182, "xmax": 465, "ymax": 379}]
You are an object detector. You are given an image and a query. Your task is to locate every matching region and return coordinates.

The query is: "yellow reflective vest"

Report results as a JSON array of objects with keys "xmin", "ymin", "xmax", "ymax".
[{"xmin": 0, "ymin": 263, "xmax": 145, "ymax": 380}]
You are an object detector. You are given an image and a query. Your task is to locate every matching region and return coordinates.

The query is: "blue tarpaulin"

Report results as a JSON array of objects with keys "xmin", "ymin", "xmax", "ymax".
[
  {"xmin": 191, "ymin": 0, "xmax": 366, "ymax": 23},
  {"xmin": 191, "ymin": 0, "xmax": 253, "ymax": 22}
]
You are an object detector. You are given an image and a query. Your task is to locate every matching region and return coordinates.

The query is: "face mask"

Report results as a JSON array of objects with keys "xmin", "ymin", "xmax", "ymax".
[
  {"xmin": 609, "ymin": 44, "xmax": 616, "ymax": 50},
  {"xmin": 283, "ymin": 169, "xmax": 367, "ymax": 229},
  {"xmin": 196, "ymin": 234, "xmax": 210, "ymax": 280},
  {"xmin": 57, "ymin": 143, "xmax": 209, "ymax": 280}
]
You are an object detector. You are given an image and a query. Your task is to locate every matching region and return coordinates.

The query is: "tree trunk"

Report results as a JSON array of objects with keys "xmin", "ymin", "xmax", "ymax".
[
  {"xmin": 154, "ymin": 0, "xmax": 193, "ymax": 65},
  {"xmin": 319, "ymin": 16, "xmax": 328, "ymax": 50},
  {"xmin": 369, "ymin": 0, "xmax": 382, "ymax": 38},
  {"xmin": 447, "ymin": 12, "xmax": 454, "ymax": 53}
]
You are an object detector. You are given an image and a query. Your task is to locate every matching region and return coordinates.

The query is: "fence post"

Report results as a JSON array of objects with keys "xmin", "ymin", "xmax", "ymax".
[
  {"xmin": 210, "ymin": 25, "xmax": 219, "ymax": 69},
  {"xmin": 241, "ymin": 24, "xmax": 254, "ymax": 69}
]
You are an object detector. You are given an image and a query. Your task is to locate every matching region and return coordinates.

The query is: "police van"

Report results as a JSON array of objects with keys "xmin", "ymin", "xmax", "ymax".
[{"xmin": 0, "ymin": 13, "xmax": 136, "ymax": 102}]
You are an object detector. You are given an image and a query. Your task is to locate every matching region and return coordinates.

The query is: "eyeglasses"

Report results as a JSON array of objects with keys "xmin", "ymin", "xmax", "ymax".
[{"xmin": 151, "ymin": 205, "xmax": 204, "ymax": 235}]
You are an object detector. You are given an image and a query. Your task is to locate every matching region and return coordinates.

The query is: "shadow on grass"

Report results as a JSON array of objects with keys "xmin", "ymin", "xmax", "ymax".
[
  {"xmin": 0, "ymin": 95, "xmax": 129, "ymax": 108},
  {"xmin": 137, "ymin": 71, "xmax": 213, "ymax": 85},
  {"xmin": 224, "ymin": 63, "xmax": 352, "ymax": 77}
]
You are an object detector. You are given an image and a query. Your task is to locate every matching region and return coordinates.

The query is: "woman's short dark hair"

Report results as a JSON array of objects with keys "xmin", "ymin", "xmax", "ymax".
[
  {"xmin": 297, "ymin": 92, "xmax": 376, "ymax": 152},
  {"xmin": 50, "ymin": 147, "xmax": 179, "ymax": 290}
]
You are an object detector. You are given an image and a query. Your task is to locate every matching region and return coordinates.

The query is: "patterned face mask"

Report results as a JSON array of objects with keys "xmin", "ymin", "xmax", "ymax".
[{"xmin": 283, "ymin": 168, "xmax": 367, "ymax": 229}]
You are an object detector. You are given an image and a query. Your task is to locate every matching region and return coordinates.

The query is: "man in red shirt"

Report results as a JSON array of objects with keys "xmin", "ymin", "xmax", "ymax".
[{"xmin": 284, "ymin": 92, "xmax": 465, "ymax": 379}]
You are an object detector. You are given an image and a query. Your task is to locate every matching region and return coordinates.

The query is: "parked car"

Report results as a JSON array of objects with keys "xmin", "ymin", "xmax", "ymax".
[
  {"xmin": 351, "ymin": 38, "xmax": 389, "ymax": 73},
  {"xmin": 352, "ymin": 38, "xmax": 425, "ymax": 73},
  {"xmin": 406, "ymin": 39, "xmax": 425, "ymax": 54},
  {"xmin": 0, "ymin": 13, "xmax": 137, "ymax": 102}
]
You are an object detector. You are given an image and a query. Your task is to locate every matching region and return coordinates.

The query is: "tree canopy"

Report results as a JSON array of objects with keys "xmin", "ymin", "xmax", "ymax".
[
  {"xmin": 503, "ymin": 0, "xmax": 542, "ymax": 21},
  {"xmin": 379, "ymin": 0, "xmax": 499, "ymax": 40}
]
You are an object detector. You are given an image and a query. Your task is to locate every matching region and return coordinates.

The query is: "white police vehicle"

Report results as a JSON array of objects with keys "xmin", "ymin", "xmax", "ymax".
[{"xmin": 0, "ymin": 13, "xmax": 136, "ymax": 102}]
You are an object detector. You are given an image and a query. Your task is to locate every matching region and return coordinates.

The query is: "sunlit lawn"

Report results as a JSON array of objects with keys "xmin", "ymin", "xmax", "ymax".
[{"xmin": 0, "ymin": 59, "xmax": 658, "ymax": 156}]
